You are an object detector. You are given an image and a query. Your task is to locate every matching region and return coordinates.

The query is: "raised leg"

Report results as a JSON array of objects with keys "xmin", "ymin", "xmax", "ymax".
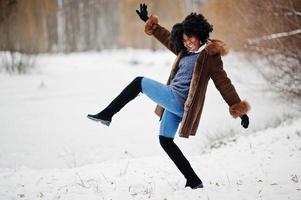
[
  {"xmin": 87, "ymin": 76, "xmax": 143, "ymax": 126},
  {"xmin": 87, "ymin": 76, "xmax": 184, "ymax": 125}
]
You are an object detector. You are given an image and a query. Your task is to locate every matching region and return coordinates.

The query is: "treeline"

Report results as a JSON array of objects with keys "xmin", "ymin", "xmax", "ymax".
[
  {"xmin": 0, "ymin": 0, "xmax": 204, "ymax": 53},
  {"xmin": 0, "ymin": 0, "xmax": 121, "ymax": 53},
  {"xmin": 1, "ymin": 0, "xmax": 300, "ymax": 97}
]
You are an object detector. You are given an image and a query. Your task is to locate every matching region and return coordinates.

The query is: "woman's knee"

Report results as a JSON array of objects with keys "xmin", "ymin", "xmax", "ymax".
[
  {"xmin": 132, "ymin": 76, "xmax": 144, "ymax": 92},
  {"xmin": 159, "ymin": 135, "xmax": 174, "ymax": 149},
  {"xmin": 134, "ymin": 76, "xmax": 144, "ymax": 82}
]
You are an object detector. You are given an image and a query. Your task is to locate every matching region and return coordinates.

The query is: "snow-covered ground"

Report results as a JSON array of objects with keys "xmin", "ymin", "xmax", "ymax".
[{"xmin": 0, "ymin": 49, "xmax": 300, "ymax": 199}]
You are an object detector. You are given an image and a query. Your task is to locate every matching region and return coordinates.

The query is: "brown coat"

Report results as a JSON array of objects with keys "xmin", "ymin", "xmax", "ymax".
[{"xmin": 144, "ymin": 16, "xmax": 251, "ymax": 138}]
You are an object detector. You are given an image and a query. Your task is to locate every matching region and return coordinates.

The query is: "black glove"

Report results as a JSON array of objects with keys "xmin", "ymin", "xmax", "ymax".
[
  {"xmin": 240, "ymin": 114, "xmax": 249, "ymax": 129},
  {"xmin": 136, "ymin": 3, "xmax": 149, "ymax": 22}
]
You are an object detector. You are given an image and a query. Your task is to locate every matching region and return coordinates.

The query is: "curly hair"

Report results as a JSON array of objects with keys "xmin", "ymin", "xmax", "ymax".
[
  {"xmin": 170, "ymin": 23, "xmax": 186, "ymax": 54},
  {"xmin": 182, "ymin": 13, "xmax": 213, "ymax": 44}
]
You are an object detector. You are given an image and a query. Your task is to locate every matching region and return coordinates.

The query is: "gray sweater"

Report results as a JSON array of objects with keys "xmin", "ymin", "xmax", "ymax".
[{"xmin": 170, "ymin": 52, "xmax": 200, "ymax": 105}]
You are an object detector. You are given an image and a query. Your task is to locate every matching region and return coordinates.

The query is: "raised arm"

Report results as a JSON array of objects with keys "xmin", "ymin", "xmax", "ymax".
[
  {"xmin": 136, "ymin": 4, "xmax": 177, "ymax": 55},
  {"xmin": 145, "ymin": 18, "xmax": 177, "ymax": 55}
]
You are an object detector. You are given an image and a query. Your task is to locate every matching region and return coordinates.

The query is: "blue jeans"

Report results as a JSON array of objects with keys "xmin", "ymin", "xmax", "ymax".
[{"xmin": 141, "ymin": 77, "xmax": 184, "ymax": 138}]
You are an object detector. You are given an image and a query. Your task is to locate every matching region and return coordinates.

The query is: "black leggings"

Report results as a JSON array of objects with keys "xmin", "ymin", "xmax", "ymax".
[{"xmin": 159, "ymin": 135, "xmax": 202, "ymax": 187}]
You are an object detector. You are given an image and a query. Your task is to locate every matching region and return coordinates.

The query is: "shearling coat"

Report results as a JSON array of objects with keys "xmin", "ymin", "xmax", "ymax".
[{"xmin": 144, "ymin": 15, "xmax": 251, "ymax": 138}]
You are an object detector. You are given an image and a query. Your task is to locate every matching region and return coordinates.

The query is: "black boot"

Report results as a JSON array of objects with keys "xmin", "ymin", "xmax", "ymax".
[
  {"xmin": 159, "ymin": 135, "xmax": 203, "ymax": 189},
  {"xmin": 87, "ymin": 76, "xmax": 144, "ymax": 126}
]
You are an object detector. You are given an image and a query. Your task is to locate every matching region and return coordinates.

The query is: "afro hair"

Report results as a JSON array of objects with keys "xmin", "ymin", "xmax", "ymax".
[
  {"xmin": 182, "ymin": 13, "xmax": 213, "ymax": 44},
  {"xmin": 170, "ymin": 22, "xmax": 186, "ymax": 54}
]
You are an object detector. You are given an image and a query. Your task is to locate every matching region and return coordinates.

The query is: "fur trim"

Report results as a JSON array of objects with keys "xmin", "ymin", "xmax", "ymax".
[
  {"xmin": 229, "ymin": 100, "xmax": 251, "ymax": 118},
  {"xmin": 205, "ymin": 39, "xmax": 229, "ymax": 56},
  {"xmin": 144, "ymin": 15, "xmax": 159, "ymax": 35}
]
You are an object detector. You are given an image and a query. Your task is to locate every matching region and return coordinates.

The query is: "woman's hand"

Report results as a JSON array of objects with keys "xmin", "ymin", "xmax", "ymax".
[
  {"xmin": 136, "ymin": 3, "xmax": 149, "ymax": 22},
  {"xmin": 240, "ymin": 114, "xmax": 249, "ymax": 128}
]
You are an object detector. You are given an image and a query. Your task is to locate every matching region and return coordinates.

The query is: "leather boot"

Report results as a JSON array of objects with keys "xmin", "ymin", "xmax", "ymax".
[{"xmin": 87, "ymin": 76, "xmax": 143, "ymax": 126}]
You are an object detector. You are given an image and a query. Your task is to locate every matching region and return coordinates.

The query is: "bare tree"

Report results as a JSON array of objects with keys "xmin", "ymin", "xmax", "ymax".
[
  {"xmin": 0, "ymin": 0, "xmax": 37, "ymax": 73},
  {"xmin": 56, "ymin": 0, "xmax": 121, "ymax": 52},
  {"xmin": 202, "ymin": 0, "xmax": 301, "ymax": 98},
  {"xmin": 244, "ymin": 0, "xmax": 301, "ymax": 97}
]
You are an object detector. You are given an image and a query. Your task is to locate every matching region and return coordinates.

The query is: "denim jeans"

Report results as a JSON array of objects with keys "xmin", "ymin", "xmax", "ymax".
[{"xmin": 141, "ymin": 77, "xmax": 184, "ymax": 138}]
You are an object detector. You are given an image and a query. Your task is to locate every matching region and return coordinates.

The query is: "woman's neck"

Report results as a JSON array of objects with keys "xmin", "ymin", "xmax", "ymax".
[{"xmin": 189, "ymin": 43, "xmax": 205, "ymax": 53}]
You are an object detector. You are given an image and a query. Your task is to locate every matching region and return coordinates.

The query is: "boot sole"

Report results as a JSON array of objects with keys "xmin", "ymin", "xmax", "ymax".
[
  {"xmin": 87, "ymin": 115, "xmax": 111, "ymax": 127},
  {"xmin": 192, "ymin": 183, "xmax": 204, "ymax": 189},
  {"xmin": 185, "ymin": 182, "xmax": 204, "ymax": 189}
]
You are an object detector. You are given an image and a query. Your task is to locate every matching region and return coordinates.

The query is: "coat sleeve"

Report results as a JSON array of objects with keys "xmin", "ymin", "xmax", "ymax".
[
  {"xmin": 144, "ymin": 15, "xmax": 177, "ymax": 55},
  {"xmin": 209, "ymin": 54, "xmax": 250, "ymax": 118}
]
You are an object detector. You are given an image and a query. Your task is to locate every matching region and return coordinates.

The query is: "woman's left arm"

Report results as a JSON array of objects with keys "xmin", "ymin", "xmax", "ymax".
[{"xmin": 209, "ymin": 54, "xmax": 251, "ymax": 127}]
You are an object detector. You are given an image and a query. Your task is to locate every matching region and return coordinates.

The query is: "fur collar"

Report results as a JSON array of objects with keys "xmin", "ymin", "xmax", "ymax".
[{"xmin": 205, "ymin": 39, "xmax": 229, "ymax": 56}]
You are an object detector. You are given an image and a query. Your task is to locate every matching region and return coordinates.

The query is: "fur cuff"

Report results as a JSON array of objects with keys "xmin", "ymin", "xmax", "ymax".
[
  {"xmin": 206, "ymin": 39, "xmax": 229, "ymax": 56},
  {"xmin": 144, "ymin": 15, "xmax": 159, "ymax": 35},
  {"xmin": 229, "ymin": 100, "xmax": 251, "ymax": 118}
]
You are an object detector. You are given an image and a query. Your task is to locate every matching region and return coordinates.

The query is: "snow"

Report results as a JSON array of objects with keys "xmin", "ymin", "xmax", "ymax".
[{"xmin": 0, "ymin": 49, "xmax": 300, "ymax": 199}]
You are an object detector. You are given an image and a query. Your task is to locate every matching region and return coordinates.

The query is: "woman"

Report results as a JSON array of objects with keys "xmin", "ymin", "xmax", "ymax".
[{"xmin": 87, "ymin": 3, "xmax": 250, "ymax": 189}]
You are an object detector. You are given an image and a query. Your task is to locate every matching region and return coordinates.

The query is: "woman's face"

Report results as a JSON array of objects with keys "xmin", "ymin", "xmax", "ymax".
[{"xmin": 182, "ymin": 33, "xmax": 200, "ymax": 52}]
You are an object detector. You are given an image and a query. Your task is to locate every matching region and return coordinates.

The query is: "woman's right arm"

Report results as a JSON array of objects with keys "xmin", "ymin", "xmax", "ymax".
[{"xmin": 136, "ymin": 4, "xmax": 177, "ymax": 55}]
